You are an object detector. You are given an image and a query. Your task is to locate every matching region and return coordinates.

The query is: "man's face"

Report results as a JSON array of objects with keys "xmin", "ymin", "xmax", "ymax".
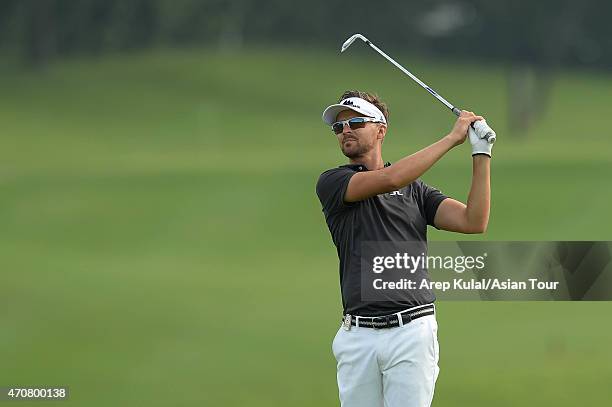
[{"xmin": 334, "ymin": 109, "xmax": 384, "ymax": 159}]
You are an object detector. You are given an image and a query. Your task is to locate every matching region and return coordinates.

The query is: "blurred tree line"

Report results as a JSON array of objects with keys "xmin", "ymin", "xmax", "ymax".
[
  {"xmin": 0, "ymin": 0, "xmax": 609, "ymax": 133},
  {"xmin": 0, "ymin": 0, "xmax": 610, "ymax": 70}
]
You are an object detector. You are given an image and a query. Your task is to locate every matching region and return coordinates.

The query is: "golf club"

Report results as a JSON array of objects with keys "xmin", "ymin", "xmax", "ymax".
[{"xmin": 341, "ymin": 33, "xmax": 496, "ymax": 144}]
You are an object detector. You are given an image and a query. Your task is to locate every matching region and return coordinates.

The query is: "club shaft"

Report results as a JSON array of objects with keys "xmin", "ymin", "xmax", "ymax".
[
  {"xmin": 363, "ymin": 40, "xmax": 456, "ymax": 112},
  {"xmin": 344, "ymin": 34, "xmax": 495, "ymax": 144}
]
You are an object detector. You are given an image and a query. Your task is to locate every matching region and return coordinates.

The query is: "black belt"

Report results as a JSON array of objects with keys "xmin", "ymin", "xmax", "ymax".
[{"xmin": 342, "ymin": 304, "xmax": 435, "ymax": 329}]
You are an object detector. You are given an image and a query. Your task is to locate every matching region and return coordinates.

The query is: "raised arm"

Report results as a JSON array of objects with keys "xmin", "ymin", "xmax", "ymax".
[
  {"xmin": 345, "ymin": 111, "xmax": 483, "ymax": 202},
  {"xmin": 433, "ymin": 155, "xmax": 490, "ymax": 233}
]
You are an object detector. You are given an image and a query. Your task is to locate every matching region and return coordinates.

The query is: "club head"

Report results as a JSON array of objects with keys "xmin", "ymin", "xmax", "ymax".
[{"xmin": 341, "ymin": 33, "xmax": 369, "ymax": 53}]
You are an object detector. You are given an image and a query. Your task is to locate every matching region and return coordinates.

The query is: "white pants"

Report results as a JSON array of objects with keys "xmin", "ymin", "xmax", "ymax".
[{"xmin": 332, "ymin": 312, "xmax": 440, "ymax": 407}]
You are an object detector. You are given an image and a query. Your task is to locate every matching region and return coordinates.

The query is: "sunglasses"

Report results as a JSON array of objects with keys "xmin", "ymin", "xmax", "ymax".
[{"xmin": 331, "ymin": 117, "xmax": 383, "ymax": 135}]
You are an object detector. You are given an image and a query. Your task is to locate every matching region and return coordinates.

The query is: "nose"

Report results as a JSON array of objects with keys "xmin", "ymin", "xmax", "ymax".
[{"xmin": 342, "ymin": 122, "xmax": 352, "ymax": 135}]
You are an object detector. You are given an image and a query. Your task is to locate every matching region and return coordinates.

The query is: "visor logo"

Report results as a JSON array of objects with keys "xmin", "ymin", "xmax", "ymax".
[{"xmin": 342, "ymin": 100, "xmax": 360, "ymax": 109}]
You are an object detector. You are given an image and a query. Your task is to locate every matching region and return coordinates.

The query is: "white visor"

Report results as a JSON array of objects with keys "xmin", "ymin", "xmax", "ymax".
[{"xmin": 322, "ymin": 97, "xmax": 386, "ymax": 125}]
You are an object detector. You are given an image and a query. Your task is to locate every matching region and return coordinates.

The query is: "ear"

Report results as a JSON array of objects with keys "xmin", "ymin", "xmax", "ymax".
[{"xmin": 377, "ymin": 124, "xmax": 387, "ymax": 143}]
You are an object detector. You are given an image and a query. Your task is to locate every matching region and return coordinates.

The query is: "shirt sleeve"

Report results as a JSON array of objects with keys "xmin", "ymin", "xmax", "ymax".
[
  {"xmin": 417, "ymin": 179, "xmax": 448, "ymax": 228},
  {"xmin": 316, "ymin": 167, "xmax": 356, "ymax": 215}
]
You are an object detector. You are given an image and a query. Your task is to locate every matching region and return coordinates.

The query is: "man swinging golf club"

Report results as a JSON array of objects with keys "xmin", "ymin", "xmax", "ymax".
[
  {"xmin": 316, "ymin": 91, "xmax": 492, "ymax": 407},
  {"xmin": 316, "ymin": 35, "xmax": 494, "ymax": 407},
  {"xmin": 316, "ymin": 89, "xmax": 492, "ymax": 407}
]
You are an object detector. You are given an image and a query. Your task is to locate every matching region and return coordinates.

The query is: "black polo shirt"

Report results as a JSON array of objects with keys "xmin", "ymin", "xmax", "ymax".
[{"xmin": 316, "ymin": 163, "xmax": 448, "ymax": 316}]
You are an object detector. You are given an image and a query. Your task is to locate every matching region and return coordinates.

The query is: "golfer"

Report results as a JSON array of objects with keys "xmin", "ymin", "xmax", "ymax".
[{"xmin": 316, "ymin": 90, "xmax": 492, "ymax": 407}]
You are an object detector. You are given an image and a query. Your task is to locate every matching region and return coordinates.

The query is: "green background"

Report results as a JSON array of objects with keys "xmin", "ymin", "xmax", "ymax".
[{"xmin": 1, "ymin": 49, "xmax": 611, "ymax": 405}]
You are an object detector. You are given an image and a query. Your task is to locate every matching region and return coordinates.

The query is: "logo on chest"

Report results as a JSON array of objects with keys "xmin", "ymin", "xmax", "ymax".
[{"xmin": 389, "ymin": 190, "xmax": 403, "ymax": 196}]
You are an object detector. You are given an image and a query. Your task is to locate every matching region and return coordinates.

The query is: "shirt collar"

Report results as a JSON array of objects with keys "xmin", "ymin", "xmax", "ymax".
[{"xmin": 340, "ymin": 162, "xmax": 392, "ymax": 172}]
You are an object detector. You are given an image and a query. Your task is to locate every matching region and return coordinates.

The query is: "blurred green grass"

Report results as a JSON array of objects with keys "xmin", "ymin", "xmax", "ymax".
[{"xmin": 0, "ymin": 48, "xmax": 611, "ymax": 406}]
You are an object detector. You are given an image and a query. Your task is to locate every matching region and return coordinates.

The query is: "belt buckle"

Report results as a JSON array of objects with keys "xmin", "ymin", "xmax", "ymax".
[{"xmin": 343, "ymin": 314, "xmax": 352, "ymax": 331}]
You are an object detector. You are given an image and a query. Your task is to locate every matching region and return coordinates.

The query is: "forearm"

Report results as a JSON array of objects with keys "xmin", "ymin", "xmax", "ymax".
[
  {"xmin": 465, "ymin": 155, "xmax": 491, "ymax": 230},
  {"xmin": 385, "ymin": 135, "xmax": 456, "ymax": 189}
]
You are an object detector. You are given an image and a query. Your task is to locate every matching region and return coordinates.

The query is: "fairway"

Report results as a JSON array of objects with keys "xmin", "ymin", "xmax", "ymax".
[{"xmin": 1, "ymin": 49, "xmax": 611, "ymax": 406}]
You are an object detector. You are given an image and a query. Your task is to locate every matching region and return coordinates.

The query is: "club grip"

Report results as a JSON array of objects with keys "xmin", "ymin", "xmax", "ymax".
[
  {"xmin": 472, "ymin": 120, "xmax": 496, "ymax": 144},
  {"xmin": 453, "ymin": 108, "xmax": 496, "ymax": 144}
]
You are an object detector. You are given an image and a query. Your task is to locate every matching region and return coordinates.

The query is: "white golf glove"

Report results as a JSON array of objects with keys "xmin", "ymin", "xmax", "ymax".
[{"xmin": 469, "ymin": 120, "xmax": 496, "ymax": 157}]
